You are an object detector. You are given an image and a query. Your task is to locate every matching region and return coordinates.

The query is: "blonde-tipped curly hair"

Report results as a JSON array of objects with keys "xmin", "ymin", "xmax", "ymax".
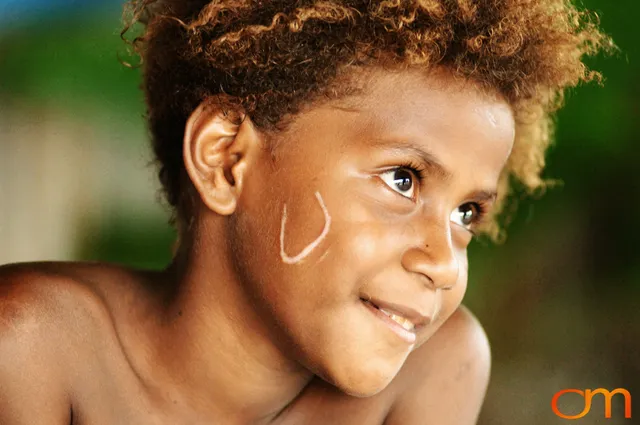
[{"xmin": 123, "ymin": 0, "xmax": 611, "ymax": 240}]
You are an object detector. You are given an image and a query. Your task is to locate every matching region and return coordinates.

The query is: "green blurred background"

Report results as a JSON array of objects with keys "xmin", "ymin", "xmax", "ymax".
[{"xmin": 0, "ymin": 1, "xmax": 637, "ymax": 423}]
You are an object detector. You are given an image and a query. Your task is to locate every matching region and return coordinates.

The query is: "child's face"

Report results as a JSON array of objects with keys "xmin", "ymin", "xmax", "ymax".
[{"xmin": 227, "ymin": 67, "xmax": 515, "ymax": 396}]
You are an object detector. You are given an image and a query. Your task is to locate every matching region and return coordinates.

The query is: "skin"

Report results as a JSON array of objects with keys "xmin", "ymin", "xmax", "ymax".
[{"xmin": 0, "ymin": 67, "xmax": 515, "ymax": 425}]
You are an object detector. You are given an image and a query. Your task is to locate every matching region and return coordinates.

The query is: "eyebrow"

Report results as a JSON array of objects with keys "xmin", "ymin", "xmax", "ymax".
[
  {"xmin": 371, "ymin": 139, "xmax": 499, "ymax": 202},
  {"xmin": 466, "ymin": 189, "xmax": 498, "ymax": 203},
  {"xmin": 370, "ymin": 139, "xmax": 453, "ymax": 181}
]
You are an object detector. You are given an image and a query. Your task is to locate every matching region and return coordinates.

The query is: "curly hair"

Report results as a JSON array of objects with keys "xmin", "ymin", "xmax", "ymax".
[{"xmin": 122, "ymin": 0, "xmax": 611, "ymax": 240}]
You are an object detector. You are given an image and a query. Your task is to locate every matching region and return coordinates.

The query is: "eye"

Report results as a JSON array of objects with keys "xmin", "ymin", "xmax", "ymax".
[
  {"xmin": 379, "ymin": 168, "xmax": 416, "ymax": 199},
  {"xmin": 450, "ymin": 203, "xmax": 480, "ymax": 229}
]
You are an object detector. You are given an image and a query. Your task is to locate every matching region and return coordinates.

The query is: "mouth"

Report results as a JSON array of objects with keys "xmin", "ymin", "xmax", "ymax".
[{"xmin": 360, "ymin": 297, "xmax": 430, "ymax": 345}]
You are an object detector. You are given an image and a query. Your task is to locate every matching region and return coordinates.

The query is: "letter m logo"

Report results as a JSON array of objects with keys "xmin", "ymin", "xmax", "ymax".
[{"xmin": 552, "ymin": 388, "xmax": 632, "ymax": 419}]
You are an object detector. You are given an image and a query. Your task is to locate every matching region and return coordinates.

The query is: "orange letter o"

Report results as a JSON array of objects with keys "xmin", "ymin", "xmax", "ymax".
[{"xmin": 552, "ymin": 389, "xmax": 592, "ymax": 420}]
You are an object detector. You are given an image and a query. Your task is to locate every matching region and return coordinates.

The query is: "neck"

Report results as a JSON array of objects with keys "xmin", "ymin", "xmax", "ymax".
[{"xmin": 148, "ymin": 218, "xmax": 314, "ymax": 423}]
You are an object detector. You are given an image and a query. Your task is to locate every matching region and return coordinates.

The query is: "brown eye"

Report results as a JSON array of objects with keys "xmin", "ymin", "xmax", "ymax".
[
  {"xmin": 393, "ymin": 169, "xmax": 413, "ymax": 192},
  {"xmin": 450, "ymin": 203, "xmax": 479, "ymax": 228},
  {"xmin": 380, "ymin": 168, "xmax": 415, "ymax": 199}
]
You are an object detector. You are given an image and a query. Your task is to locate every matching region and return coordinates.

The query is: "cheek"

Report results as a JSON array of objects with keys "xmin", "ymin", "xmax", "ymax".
[
  {"xmin": 335, "ymin": 226, "xmax": 394, "ymax": 270},
  {"xmin": 316, "ymin": 217, "xmax": 411, "ymax": 296},
  {"xmin": 342, "ymin": 229, "xmax": 380, "ymax": 261},
  {"xmin": 326, "ymin": 199, "xmax": 417, "ymax": 269}
]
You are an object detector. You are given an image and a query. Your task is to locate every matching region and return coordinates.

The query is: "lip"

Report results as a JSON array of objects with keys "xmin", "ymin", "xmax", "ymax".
[
  {"xmin": 361, "ymin": 298, "xmax": 432, "ymax": 345},
  {"xmin": 365, "ymin": 297, "xmax": 431, "ymax": 330},
  {"xmin": 362, "ymin": 300, "xmax": 417, "ymax": 344}
]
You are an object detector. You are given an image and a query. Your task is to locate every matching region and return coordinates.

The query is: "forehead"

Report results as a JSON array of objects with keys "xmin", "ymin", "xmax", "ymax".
[
  {"xmin": 342, "ymin": 68, "xmax": 513, "ymax": 155},
  {"xmin": 330, "ymin": 68, "xmax": 511, "ymax": 170},
  {"xmin": 376, "ymin": 70, "xmax": 515, "ymax": 164},
  {"xmin": 276, "ymin": 67, "xmax": 515, "ymax": 187}
]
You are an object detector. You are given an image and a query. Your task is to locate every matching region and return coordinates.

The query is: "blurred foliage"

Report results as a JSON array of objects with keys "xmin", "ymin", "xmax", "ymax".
[
  {"xmin": 0, "ymin": 5, "xmax": 143, "ymax": 125},
  {"xmin": 78, "ymin": 214, "xmax": 177, "ymax": 270}
]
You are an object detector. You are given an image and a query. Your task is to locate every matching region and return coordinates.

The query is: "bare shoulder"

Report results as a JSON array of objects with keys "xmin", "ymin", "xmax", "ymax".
[
  {"xmin": 0, "ymin": 262, "xmax": 115, "ymax": 334},
  {"xmin": 384, "ymin": 305, "xmax": 492, "ymax": 425},
  {"xmin": 0, "ymin": 262, "xmax": 115, "ymax": 425}
]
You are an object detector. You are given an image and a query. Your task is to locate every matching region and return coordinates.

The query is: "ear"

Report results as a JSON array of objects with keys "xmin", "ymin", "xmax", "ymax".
[{"xmin": 183, "ymin": 100, "xmax": 263, "ymax": 216}]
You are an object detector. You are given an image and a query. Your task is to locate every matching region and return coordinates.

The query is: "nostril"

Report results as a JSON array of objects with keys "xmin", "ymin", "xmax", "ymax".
[{"xmin": 420, "ymin": 273, "xmax": 435, "ymax": 289}]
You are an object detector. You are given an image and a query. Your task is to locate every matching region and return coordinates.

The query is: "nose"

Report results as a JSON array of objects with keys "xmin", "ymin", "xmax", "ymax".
[{"xmin": 400, "ymin": 221, "xmax": 460, "ymax": 290}]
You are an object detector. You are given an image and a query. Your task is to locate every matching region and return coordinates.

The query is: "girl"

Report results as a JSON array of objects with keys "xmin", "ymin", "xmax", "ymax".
[{"xmin": 0, "ymin": 1, "xmax": 610, "ymax": 424}]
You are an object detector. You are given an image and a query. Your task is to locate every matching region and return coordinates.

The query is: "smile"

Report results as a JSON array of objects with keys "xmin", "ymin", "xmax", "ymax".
[{"xmin": 361, "ymin": 298, "xmax": 430, "ymax": 345}]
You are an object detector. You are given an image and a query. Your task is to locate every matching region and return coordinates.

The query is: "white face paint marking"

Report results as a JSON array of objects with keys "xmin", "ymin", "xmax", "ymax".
[
  {"xmin": 280, "ymin": 191, "xmax": 331, "ymax": 265},
  {"xmin": 314, "ymin": 249, "xmax": 331, "ymax": 266}
]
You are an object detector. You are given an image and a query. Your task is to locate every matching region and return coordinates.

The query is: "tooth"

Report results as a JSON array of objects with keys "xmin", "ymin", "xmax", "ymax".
[
  {"xmin": 379, "ymin": 308, "xmax": 392, "ymax": 316},
  {"xmin": 399, "ymin": 317, "xmax": 414, "ymax": 331},
  {"xmin": 380, "ymin": 310, "xmax": 415, "ymax": 331}
]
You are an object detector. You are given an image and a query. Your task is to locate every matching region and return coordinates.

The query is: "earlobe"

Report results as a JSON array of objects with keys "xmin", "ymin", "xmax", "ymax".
[{"xmin": 183, "ymin": 100, "xmax": 261, "ymax": 216}]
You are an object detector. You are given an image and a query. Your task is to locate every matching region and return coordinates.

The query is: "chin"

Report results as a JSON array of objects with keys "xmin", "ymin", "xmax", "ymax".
[
  {"xmin": 330, "ymin": 373, "xmax": 394, "ymax": 398},
  {"xmin": 319, "ymin": 358, "xmax": 402, "ymax": 398}
]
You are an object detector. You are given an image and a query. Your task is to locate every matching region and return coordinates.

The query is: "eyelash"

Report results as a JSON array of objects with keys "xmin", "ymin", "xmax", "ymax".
[
  {"xmin": 397, "ymin": 158, "xmax": 428, "ymax": 183},
  {"xmin": 393, "ymin": 159, "xmax": 490, "ymax": 233}
]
